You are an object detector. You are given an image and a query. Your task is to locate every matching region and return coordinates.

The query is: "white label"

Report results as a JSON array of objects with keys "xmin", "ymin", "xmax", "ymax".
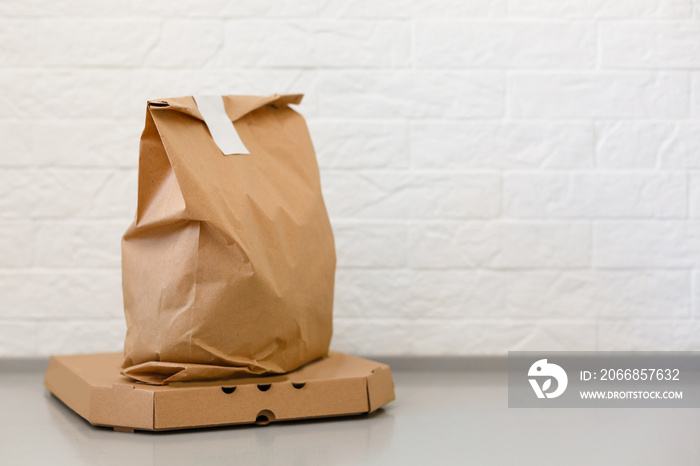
[{"xmin": 193, "ymin": 95, "xmax": 249, "ymax": 156}]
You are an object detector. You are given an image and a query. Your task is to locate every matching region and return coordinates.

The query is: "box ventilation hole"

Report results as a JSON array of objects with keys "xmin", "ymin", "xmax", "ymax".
[
  {"xmin": 292, "ymin": 382, "xmax": 305, "ymax": 389},
  {"xmin": 255, "ymin": 409, "xmax": 275, "ymax": 425},
  {"xmin": 221, "ymin": 387, "xmax": 236, "ymax": 394},
  {"xmin": 257, "ymin": 384, "xmax": 271, "ymax": 392}
]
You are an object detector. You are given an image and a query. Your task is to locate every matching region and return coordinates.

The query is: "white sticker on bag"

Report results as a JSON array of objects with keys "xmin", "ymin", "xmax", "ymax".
[{"xmin": 193, "ymin": 95, "xmax": 250, "ymax": 156}]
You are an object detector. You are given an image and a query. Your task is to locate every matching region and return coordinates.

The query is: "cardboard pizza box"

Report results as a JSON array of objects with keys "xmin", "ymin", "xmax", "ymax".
[{"xmin": 44, "ymin": 351, "xmax": 395, "ymax": 432}]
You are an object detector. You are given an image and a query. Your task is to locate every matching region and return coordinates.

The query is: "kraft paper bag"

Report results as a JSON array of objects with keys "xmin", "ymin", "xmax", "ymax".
[{"xmin": 120, "ymin": 94, "xmax": 335, "ymax": 385}]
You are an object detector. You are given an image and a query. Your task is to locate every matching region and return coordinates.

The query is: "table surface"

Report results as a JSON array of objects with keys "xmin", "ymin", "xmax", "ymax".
[{"xmin": 1, "ymin": 359, "xmax": 698, "ymax": 465}]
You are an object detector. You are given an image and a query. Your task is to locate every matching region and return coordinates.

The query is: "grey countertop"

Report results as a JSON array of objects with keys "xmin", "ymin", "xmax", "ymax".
[{"xmin": 1, "ymin": 358, "xmax": 698, "ymax": 465}]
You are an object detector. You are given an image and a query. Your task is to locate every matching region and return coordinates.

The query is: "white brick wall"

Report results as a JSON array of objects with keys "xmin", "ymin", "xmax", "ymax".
[{"xmin": 1, "ymin": 0, "xmax": 699, "ymax": 357}]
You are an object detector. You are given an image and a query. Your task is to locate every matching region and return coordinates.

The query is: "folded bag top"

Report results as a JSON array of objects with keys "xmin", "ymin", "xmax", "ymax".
[{"xmin": 121, "ymin": 94, "xmax": 335, "ymax": 385}]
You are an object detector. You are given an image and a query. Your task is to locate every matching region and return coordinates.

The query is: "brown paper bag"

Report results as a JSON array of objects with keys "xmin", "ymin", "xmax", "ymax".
[{"xmin": 120, "ymin": 94, "xmax": 335, "ymax": 385}]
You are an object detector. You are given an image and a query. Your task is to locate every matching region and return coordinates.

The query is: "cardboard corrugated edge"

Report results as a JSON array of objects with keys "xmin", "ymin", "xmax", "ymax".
[
  {"xmin": 153, "ymin": 377, "xmax": 370, "ymax": 430},
  {"xmin": 44, "ymin": 352, "xmax": 395, "ymax": 431},
  {"xmin": 367, "ymin": 365, "xmax": 396, "ymax": 412}
]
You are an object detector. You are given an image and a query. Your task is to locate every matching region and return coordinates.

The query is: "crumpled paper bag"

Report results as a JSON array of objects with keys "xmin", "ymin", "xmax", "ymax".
[{"xmin": 120, "ymin": 94, "xmax": 335, "ymax": 385}]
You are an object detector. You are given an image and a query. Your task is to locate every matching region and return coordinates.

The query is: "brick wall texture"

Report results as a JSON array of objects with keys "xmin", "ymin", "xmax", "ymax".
[{"xmin": 1, "ymin": 0, "xmax": 699, "ymax": 356}]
